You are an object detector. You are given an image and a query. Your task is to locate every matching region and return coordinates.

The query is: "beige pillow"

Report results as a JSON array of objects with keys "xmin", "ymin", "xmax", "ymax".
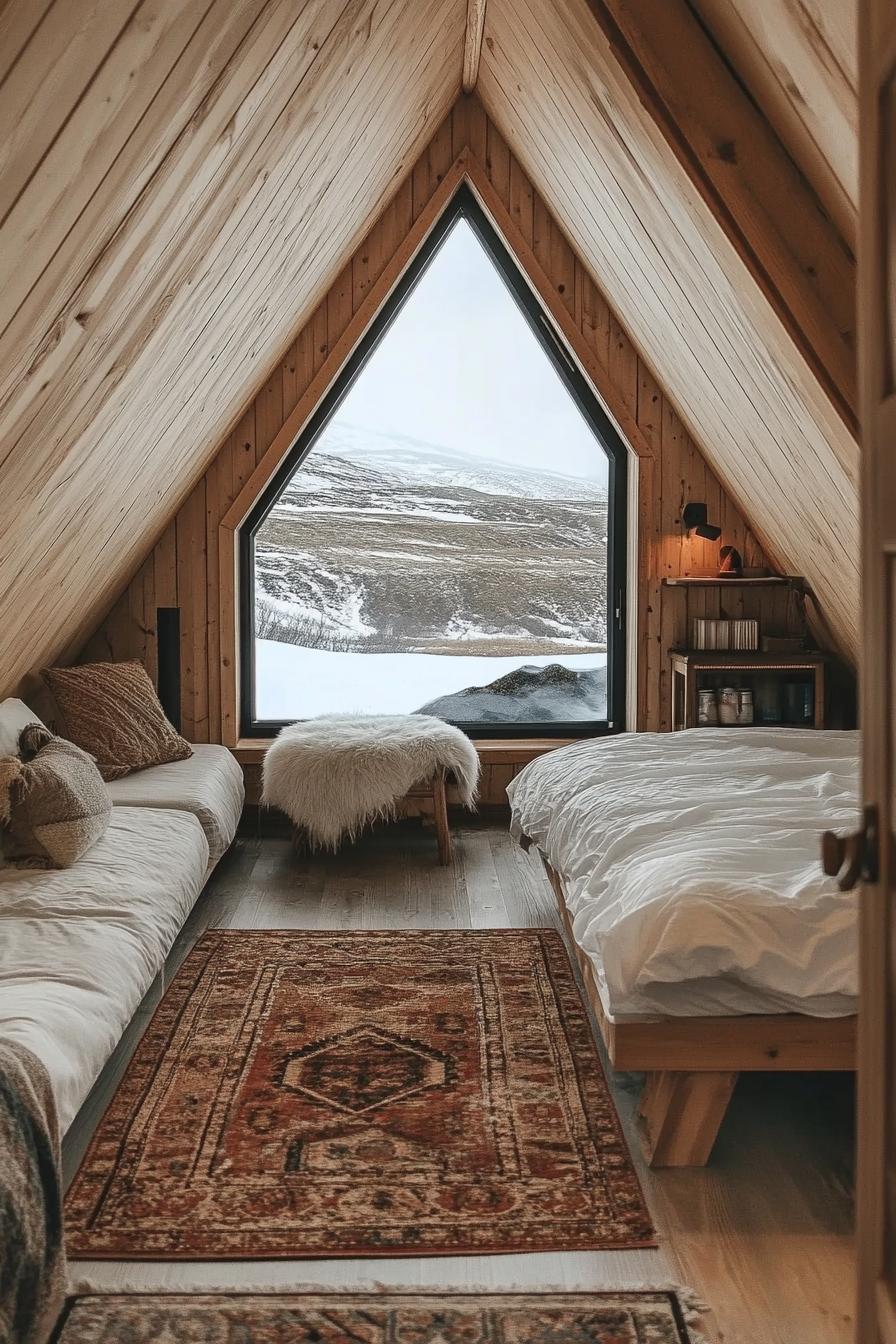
[
  {"xmin": 0, "ymin": 725, "xmax": 111, "ymax": 868},
  {"xmin": 42, "ymin": 660, "xmax": 192, "ymax": 782}
]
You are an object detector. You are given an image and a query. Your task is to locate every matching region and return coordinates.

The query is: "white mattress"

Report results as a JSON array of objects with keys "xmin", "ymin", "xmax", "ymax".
[
  {"xmin": 105, "ymin": 744, "xmax": 244, "ymax": 864},
  {"xmin": 0, "ymin": 807, "xmax": 208, "ymax": 1132},
  {"xmin": 507, "ymin": 728, "xmax": 861, "ymax": 1020}
]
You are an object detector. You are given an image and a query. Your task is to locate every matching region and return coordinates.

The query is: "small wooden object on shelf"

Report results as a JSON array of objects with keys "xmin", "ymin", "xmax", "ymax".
[
  {"xmin": 662, "ymin": 574, "xmax": 806, "ymax": 588},
  {"xmin": 670, "ymin": 651, "xmax": 828, "ymax": 731}
]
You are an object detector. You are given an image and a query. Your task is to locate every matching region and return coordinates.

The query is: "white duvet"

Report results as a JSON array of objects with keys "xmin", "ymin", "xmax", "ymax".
[
  {"xmin": 0, "ymin": 807, "xmax": 208, "ymax": 1131},
  {"xmin": 507, "ymin": 729, "xmax": 860, "ymax": 1019}
]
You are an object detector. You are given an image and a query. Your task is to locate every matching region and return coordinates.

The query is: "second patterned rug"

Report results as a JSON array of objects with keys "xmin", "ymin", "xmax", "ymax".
[
  {"xmin": 65, "ymin": 928, "xmax": 654, "ymax": 1257},
  {"xmin": 53, "ymin": 1292, "xmax": 696, "ymax": 1342}
]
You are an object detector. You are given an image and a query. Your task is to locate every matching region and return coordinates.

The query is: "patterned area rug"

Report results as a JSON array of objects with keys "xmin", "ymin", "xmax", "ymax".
[
  {"xmin": 53, "ymin": 1291, "xmax": 696, "ymax": 1342},
  {"xmin": 65, "ymin": 929, "xmax": 653, "ymax": 1258}
]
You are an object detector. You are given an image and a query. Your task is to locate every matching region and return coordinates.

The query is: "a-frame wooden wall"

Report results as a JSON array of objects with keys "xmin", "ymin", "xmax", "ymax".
[{"xmin": 81, "ymin": 96, "xmax": 787, "ymax": 786}]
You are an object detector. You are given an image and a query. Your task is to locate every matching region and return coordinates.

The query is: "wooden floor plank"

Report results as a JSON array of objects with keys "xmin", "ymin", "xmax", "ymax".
[{"xmin": 63, "ymin": 823, "xmax": 854, "ymax": 1344}]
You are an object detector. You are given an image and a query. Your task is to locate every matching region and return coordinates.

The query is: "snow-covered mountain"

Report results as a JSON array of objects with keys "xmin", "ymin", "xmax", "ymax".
[
  {"xmin": 255, "ymin": 426, "xmax": 609, "ymax": 650},
  {"xmin": 300, "ymin": 421, "xmax": 609, "ymax": 501}
]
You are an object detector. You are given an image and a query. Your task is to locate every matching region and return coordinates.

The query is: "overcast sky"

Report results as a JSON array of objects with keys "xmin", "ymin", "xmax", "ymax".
[{"xmin": 324, "ymin": 217, "xmax": 609, "ymax": 483}]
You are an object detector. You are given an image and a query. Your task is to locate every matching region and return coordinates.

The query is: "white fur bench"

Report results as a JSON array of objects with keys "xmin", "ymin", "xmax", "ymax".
[{"xmin": 262, "ymin": 714, "xmax": 480, "ymax": 865}]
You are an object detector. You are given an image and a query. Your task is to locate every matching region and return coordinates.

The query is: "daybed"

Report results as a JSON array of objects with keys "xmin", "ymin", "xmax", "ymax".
[
  {"xmin": 507, "ymin": 727, "xmax": 860, "ymax": 1166},
  {"xmin": 0, "ymin": 703, "xmax": 244, "ymax": 1133},
  {"xmin": 104, "ymin": 743, "xmax": 245, "ymax": 866}
]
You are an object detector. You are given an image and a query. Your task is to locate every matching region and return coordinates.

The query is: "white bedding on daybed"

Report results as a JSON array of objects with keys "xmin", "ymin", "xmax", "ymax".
[
  {"xmin": 105, "ymin": 743, "xmax": 244, "ymax": 863},
  {"xmin": 0, "ymin": 807, "xmax": 208, "ymax": 1131},
  {"xmin": 507, "ymin": 728, "xmax": 861, "ymax": 1020}
]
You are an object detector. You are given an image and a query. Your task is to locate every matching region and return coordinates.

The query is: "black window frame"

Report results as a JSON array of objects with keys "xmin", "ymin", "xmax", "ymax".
[{"xmin": 240, "ymin": 183, "xmax": 628, "ymax": 739}]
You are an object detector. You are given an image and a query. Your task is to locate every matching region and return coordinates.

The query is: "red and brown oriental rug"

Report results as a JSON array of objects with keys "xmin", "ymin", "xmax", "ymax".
[
  {"xmin": 53, "ymin": 1291, "xmax": 697, "ymax": 1342},
  {"xmin": 65, "ymin": 929, "xmax": 653, "ymax": 1258}
]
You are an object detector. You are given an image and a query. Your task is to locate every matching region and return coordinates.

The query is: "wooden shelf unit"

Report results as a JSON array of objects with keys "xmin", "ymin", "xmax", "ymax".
[
  {"xmin": 663, "ymin": 575, "xmax": 806, "ymax": 588},
  {"xmin": 670, "ymin": 650, "xmax": 828, "ymax": 730}
]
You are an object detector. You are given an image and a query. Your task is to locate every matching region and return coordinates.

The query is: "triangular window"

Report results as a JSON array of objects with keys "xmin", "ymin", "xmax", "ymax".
[{"xmin": 241, "ymin": 186, "xmax": 627, "ymax": 737}]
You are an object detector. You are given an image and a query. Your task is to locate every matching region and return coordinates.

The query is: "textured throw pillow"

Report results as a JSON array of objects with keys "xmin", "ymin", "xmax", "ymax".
[
  {"xmin": 42, "ymin": 660, "xmax": 192, "ymax": 781},
  {"xmin": 0, "ymin": 725, "xmax": 111, "ymax": 868}
]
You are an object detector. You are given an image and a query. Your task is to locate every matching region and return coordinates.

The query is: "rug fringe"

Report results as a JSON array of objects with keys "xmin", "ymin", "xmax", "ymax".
[{"xmin": 67, "ymin": 1274, "xmax": 716, "ymax": 1338}]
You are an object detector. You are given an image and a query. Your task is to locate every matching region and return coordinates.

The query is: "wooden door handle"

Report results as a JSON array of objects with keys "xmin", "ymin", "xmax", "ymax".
[{"xmin": 822, "ymin": 806, "xmax": 880, "ymax": 891}]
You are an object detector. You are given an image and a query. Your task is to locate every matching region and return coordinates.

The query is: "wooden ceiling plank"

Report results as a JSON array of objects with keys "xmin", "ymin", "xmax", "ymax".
[
  {"xmin": 462, "ymin": 0, "xmax": 487, "ymax": 93},
  {"xmin": 69, "ymin": 3, "xmax": 462, "ymax": 497},
  {"xmin": 2, "ymin": 0, "xmax": 456, "ymax": 513},
  {"xmin": 479, "ymin": 0, "xmax": 858, "ymax": 652},
  {"xmin": 691, "ymin": 0, "xmax": 857, "ymax": 246},
  {"xmin": 0, "ymin": 0, "xmax": 464, "ymax": 691},
  {"xmin": 501, "ymin": 0, "xmax": 858, "ymax": 487},
  {"xmin": 0, "ymin": 0, "xmax": 55, "ymax": 86},
  {"xmin": 482, "ymin": 25, "xmax": 800, "ymax": 452},
  {"xmin": 492, "ymin": 0, "xmax": 851, "ymax": 469},
  {"xmin": 0, "ymin": 0, "xmax": 218, "ymax": 334},
  {"xmin": 0, "ymin": 0, "xmax": 299, "ymax": 425},
  {"xmin": 0, "ymin": 0, "xmax": 138, "ymax": 216},
  {"xmin": 586, "ymin": 0, "xmax": 856, "ymax": 426},
  {"xmin": 0, "ymin": 0, "xmax": 348, "ymax": 461}
]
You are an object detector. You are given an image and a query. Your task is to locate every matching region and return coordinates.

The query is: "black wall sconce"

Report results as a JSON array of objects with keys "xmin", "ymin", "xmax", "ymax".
[{"xmin": 682, "ymin": 501, "xmax": 722, "ymax": 541}]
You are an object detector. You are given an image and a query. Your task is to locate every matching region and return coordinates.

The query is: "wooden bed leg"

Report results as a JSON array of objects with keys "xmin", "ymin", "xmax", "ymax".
[
  {"xmin": 432, "ymin": 772, "xmax": 451, "ymax": 866},
  {"xmin": 639, "ymin": 1070, "xmax": 738, "ymax": 1167}
]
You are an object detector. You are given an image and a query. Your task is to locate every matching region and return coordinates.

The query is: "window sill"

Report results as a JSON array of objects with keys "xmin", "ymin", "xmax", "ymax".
[{"xmin": 231, "ymin": 737, "xmax": 580, "ymax": 767}]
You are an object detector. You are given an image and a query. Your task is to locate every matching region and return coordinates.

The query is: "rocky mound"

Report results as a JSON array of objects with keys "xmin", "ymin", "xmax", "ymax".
[{"xmin": 417, "ymin": 662, "xmax": 607, "ymax": 724}]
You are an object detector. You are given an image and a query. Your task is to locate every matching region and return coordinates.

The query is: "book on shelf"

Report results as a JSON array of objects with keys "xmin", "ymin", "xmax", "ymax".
[{"xmin": 692, "ymin": 618, "xmax": 759, "ymax": 651}]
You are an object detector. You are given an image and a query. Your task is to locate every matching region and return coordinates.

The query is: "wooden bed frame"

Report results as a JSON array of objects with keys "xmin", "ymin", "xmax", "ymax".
[{"xmin": 541, "ymin": 857, "xmax": 857, "ymax": 1166}]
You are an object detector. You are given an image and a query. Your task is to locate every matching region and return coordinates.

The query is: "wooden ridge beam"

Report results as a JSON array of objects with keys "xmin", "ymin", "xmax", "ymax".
[
  {"xmin": 585, "ymin": 0, "xmax": 857, "ymax": 430},
  {"xmin": 462, "ymin": 0, "xmax": 487, "ymax": 93}
]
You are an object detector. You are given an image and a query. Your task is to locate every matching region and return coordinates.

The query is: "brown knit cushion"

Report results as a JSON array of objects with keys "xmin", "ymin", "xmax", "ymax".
[
  {"xmin": 0, "ymin": 724, "xmax": 111, "ymax": 868},
  {"xmin": 42, "ymin": 661, "xmax": 192, "ymax": 781}
]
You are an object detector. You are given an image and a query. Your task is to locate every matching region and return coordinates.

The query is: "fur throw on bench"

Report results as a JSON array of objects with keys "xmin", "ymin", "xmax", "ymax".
[{"xmin": 262, "ymin": 714, "xmax": 480, "ymax": 851}]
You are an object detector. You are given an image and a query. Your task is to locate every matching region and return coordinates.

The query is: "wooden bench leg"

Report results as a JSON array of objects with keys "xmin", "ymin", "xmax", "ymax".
[
  {"xmin": 432, "ymin": 772, "xmax": 451, "ymax": 865},
  {"xmin": 291, "ymin": 823, "xmax": 311, "ymax": 858},
  {"xmin": 638, "ymin": 1070, "xmax": 738, "ymax": 1166}
]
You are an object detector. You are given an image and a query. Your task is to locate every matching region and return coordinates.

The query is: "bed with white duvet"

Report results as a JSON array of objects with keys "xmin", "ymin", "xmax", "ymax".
[{"xmin": 507, "ymin": 728, "xmax": 861, "ymax": 1022}]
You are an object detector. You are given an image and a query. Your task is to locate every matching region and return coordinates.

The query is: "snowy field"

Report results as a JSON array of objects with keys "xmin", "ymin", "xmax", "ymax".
[{"xmin": 256, "ymin": 641, "xmax": 607, "ymax": 720}]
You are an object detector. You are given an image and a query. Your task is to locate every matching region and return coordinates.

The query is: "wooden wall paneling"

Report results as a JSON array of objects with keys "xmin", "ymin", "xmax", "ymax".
[
  {"xmin": 531, "ymin": 190, "xmax": 551, "ymax": 278},
  {"xmin": 549, "ymin": 213, "xmax": 575, "ymax": 322},
  {"xmin": 486, "ymin": 117, "xmax": 511, "ymax": 207},
  {"xmin": 255, "ymin": 371, "xmax": 285, "ymax": 466},
  {"xmin": 465, "ymin": 91, "xmax": 489, "ymax": 164},
  {"xmin": 635, "ymin": 368, "xmax": 662, "ymax": 730},
  {"xmin": 327, "ymin": 262, "xmax": 355, "ymax": 353},
  {"xmin": 580, "ymin": 272, "xmax": 611, "ymax": 378},
  {"xmin": 281, "ymin": 338, "xmax": 303, "ymax": 424},
  {"xmin": 509, "ymin": 155, "xmax": 535, "ymax": 248},
  {"xmin": 232, "ymin": 407, "xmax": 258, "ymax": 499},
  {"xmin": 658, "ymin": 400, "xmax": 688, "ymax": 726},
  {"xmin": 412, "ymin": 116, "xmax": 456, "ymax": 222},
  {"xmin": 608, "ymin": 316, "xmax": 638, "ymax": 432},
  {"xmin": 176, "ymin": 481, "xmax": 209, "ymax": 743},
  {"xmin": 80, "ymin": 96, "xmax": 785, "ymax": 742},
  {"xmin": 205, "ymin": 454, "xmax": 225, "ymax": 743},
  {"xmin": 0, "ymin": 0, "xmax": 466, "ymax": 698},
  {"xmin": 478, "ymin": 0, "xmax": 860, "ymax": 660},
  {"xmin": 128, "ymin": 556, "xmax": 153, "ymax": 686}
]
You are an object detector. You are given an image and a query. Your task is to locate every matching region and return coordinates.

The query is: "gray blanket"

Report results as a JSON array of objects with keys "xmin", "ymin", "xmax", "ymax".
[{"xmin": 0, "ymin": 1041, "xmax": 66, "ymax": 1344}]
